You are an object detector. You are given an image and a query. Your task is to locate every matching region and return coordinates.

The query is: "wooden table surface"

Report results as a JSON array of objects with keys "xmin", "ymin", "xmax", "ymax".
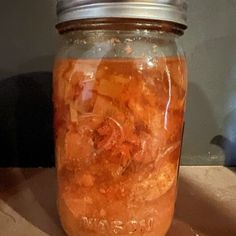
[{"xmin": 0, "ymin": 167, "xmax": 236, "ymax": 236}]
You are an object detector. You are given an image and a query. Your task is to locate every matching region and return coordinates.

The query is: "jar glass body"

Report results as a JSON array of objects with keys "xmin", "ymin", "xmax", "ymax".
[{"xmin": 53, "ymin": 20, "xmax": 187, "ymax": 236}]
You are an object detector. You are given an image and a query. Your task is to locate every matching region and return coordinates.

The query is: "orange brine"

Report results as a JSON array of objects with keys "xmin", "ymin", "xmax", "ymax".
[{"xmin": 53, "ymin": 57, "xmax": 187, "ymax": 236}]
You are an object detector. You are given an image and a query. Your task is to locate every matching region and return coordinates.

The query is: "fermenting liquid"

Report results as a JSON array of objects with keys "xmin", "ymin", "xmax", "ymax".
[{"xmin": 53, "ymin": 57, "xmax": 187, "ymax": 236}]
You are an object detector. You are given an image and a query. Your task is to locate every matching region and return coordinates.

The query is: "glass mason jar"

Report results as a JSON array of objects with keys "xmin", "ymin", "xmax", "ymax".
[{"xmin": 53, "ymin": 1, "xmax": 187, "ymax": 235}]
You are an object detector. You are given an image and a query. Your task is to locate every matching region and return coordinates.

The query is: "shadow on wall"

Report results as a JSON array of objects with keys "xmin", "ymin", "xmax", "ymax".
[
  {"xmin": 211, "ymin": 110, "xmax": 236, "ymax": 166},
  {"xmin": 0, "ymin": 72, "xmax": 54, "ymax": 167}
]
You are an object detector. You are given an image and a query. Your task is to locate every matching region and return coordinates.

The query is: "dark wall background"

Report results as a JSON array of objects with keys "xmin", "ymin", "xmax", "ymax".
[{"xmin": 0, "ymin": 1, "xmax": 236, "ymax": 166}]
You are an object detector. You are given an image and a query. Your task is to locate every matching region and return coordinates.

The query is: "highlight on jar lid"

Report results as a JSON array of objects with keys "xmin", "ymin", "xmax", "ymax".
[{"xmin": 56, "ymin": 0, "xmax": 187, "ymax": 27}]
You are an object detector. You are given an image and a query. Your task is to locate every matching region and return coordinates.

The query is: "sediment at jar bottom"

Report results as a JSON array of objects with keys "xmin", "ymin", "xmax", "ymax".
[
  {"xmin": 58, "ymin": 179, "xmax": 176, "ymax": 236},
  {"xmin": 57, "ymin": 151, "xmax": 179, "ymax": 236}
]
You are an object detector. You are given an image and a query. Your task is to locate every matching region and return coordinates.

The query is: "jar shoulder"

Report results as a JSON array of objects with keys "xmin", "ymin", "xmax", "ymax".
[{"xmin": 56, "ymin": 30, "xmax": 184, "ymax": 59}]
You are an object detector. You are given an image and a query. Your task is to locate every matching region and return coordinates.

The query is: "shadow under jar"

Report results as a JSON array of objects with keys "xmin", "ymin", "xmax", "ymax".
[{"xmin": 53, "ymin": 1, "xmax": 188, "ymax": 235}]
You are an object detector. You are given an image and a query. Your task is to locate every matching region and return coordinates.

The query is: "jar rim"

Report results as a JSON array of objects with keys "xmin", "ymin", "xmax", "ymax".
[{"xmin": 56, "ymin": 1, "xmax": 187, "ymax": 28}]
